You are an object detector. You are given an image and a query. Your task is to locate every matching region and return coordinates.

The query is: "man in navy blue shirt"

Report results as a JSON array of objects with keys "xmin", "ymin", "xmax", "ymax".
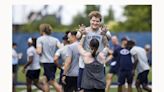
[
  {"xmin": 106, "ymin": 36, "xmax": 121, "ymax": 92},
  {"xmin": 114, "ymin": 37, "xmax": 133, "ymax": 92}
]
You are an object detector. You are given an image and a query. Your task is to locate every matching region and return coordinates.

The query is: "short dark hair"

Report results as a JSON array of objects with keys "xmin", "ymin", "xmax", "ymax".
[
  {"xmin": 88, "ymin": 11, "xmax": 102, "ymax": 21},
  {"xmin": 70, "ymin": 31, "xmax": 77, "ymax": 36},
  {"xmin": 62, "ymin": 35, "xmax": 68, "ymax": 40},
  {"xmin": 12, "ymin": 42, "xmax": 17, "ymax": 46},
  {"xmin": 127, "ymin": 40, "xmax": 135, "ymax": 46},
  {"xmin": 65, "ymin": 30, "xmax": 71, "ymax": 35},
  {"xmin": 32, "ymin": 37, "xmax": 37, "ymax": 48}
]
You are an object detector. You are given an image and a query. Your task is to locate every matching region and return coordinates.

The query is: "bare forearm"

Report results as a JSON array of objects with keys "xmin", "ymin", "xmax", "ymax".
[
  {"xmin": 24, "ymin": 61, "xmax": 32, "ymax": 69},
  {"xmin": 63, "ymin": 63, "xmax": 70, "ymax": 75},
  {"xmin": 133, "ymin": 55, "xmax": 138, "ymax": 70},
  {"xmin": 79, "ymin": 35, "xmax": 85, "ymax": 46}
]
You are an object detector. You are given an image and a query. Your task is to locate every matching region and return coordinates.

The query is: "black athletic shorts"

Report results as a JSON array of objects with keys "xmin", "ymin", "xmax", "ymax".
[
  {"xmin": 64, "ymin": 76, "xmax": 78, "ymax": 92},
  {"xmin": 137, "ymin": 70, "xmax": 149, "ymax": 87},
  {"xmin": 26, "ymin": 69, "xmax": 40, "ymax": 80},
  {"xmin": 12, "ymin": 64, "xmax": 18, "ymax": 74},
  {"xmin": 84, "ymin": 88, "xmax": 105, "ymax": 92},
  {"xmin": 42, "ymin": 63, "xmax": 57, "ymax": 81}
]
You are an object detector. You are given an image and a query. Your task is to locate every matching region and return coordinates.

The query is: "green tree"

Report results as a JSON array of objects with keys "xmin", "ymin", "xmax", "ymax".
[
  {"xmin": 19, "ymin": 15, "xmax": 61, "ymax": 32},
  {"xmin": 122, "ymin": 5, "xmax": 151, "ymax": 32},
  {"xmin": 104, "ymin": 6, "xmax": 115, "ymax": 24},
  {"xmin": 85, "ymin": 5, "xmax": 100, "ymax": 16}
]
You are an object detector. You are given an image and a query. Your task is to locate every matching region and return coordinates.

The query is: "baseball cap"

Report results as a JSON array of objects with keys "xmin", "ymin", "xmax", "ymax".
[
  {"xmin": 121, "ymin": 37, "xmax": 128, "ymax": 41},
  {"xmin": 28, "ymin": 37, "xmax": 33, "ymax": 43}
]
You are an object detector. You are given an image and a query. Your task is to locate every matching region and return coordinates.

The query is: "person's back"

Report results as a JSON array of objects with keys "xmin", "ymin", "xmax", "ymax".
[
  {"xmin": 37, "ymin": 35, "xmax": 60, "ymax": 63},
  {"xmin": 81, "ymin": 55, "xmax": 105, "ymax": 89},
  {"xmin": 26, "ymin": 46, "xmax": 40, "ymax": 70},
  {"xmin": 83, "ymin": 27, "xmax": 105, "ymax": 52}
]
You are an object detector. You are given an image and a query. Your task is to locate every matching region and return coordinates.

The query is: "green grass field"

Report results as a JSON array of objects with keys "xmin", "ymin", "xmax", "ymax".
[
  {"xmin": 16, "ymin": 65, "xmax": 152, "ymax": 92},
  {"xmin": 16, "ymin": 88, "xmax": 148, "ymax": 92}
]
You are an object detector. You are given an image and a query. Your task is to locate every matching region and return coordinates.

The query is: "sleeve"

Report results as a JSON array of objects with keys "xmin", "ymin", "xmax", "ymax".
[
  {"xmin": 56, "ymin": 39, "xmax": 61, "ymax": 48},
  {"xmin": 27, "ymin": 49, "xmax": 34, "ymax": 57},
  {"xmin": 36, "ymin": 38, "xmax": 42, "ymax": 48},
  {"xmin": 106, "ymin": 31, "xmax": 111, "ymax": 39},
  {"xmin": 12, "ymin": 49, "xmax": 18, "ymax": 58},
  {"xmin": 55, "ymin": 49, "xmax": 61, "ymax": 56},
  {"xmin": 66, "ymin": 46, "xmax": 72, "ymax": 57},
  {"xmin": 101, "ymin": 47, "xmax": 109, "ymax": 56},
  {"xmin": 130, "ymin": 48, "xmax": 137, "ymax": 55}
]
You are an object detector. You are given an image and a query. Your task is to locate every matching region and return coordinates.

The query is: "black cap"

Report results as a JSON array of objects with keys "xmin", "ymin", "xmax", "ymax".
[
  {"xmin": 121, "ymin": 37, "xmax": 128, "ymax": 41},
  {"xmin": 62, "ymin": 35, "xmax": 68, "ymax": 40}
]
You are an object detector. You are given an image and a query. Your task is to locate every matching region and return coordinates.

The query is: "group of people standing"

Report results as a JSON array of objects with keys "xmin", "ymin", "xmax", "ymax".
[{"xmin": 12, "ymin": 11, "xmax": 151, "ymax": 92}]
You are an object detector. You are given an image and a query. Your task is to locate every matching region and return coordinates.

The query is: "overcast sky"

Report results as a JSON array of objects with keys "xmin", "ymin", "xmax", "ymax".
[{"xmin": 12, "ymin": 5, "xmax": 125, "ymax": 25}]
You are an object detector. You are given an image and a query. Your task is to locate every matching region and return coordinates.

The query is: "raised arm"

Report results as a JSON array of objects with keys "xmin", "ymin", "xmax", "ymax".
[{"xmin": 78, "ymin": 35, "xmax": 87, "ymax": 56}]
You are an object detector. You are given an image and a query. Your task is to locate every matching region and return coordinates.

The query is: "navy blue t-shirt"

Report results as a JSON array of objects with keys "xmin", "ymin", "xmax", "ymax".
[
  {"xmin": 113, "ymin": 47, "xmax": 133, "ymax": 71},
  {"xmin": 108, "ymin": 45, "xmax": 121, "ymax": 73},
  {"xmin": 111, "ymin": 44, "xmax": 121, "ymax": 62}
]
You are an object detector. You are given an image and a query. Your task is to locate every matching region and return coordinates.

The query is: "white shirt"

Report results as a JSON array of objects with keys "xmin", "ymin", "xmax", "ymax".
[
  {"xmin": 12, "ymin": 48, "xmax": 18, "ymax": 65},
  {"xmin": 27, "ymin": 46, "xmax": 40, "ymax": 70},
  {"xmin": 130, "ymin": 46, "xmax": 150, "ymax": 74}
]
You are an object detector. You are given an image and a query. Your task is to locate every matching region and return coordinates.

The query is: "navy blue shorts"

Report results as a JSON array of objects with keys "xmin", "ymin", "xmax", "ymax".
[
  {"xmin": 108, "ymin": 61, "xmax": 118, "ymax": 74},
  {"xmin": 42, "ymin": 63, "xmax": 57, "ymax": 81},
  {"xmin": 26, "ymin": 69, "xmax": 40, "ymax": 80},
  {"xmin": 118, "ymin": 70, "xmax": 133, "ymax": 86},
  {"xmin": 109, "ymin": 66, "xmax": 118, "ymax": 74},
  {"xmin": 137, "ymin": 70, "xmax": 149, "ymax": 86},
  {"xmin": 77, "ymin": 68, "xmax": 84, "ymax": 90}
]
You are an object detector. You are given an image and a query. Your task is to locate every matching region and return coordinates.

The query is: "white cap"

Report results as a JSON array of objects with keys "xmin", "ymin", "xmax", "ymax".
[
  {"xmin": 145, "ymin": 44, "xmax": 151, "ymax": 49},
  {"xmin": 28, "ymin": 37, "xmax": 33, "ymax": 43}
]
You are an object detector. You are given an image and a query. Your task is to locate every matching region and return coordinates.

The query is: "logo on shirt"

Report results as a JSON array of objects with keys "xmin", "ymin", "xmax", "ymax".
[{"xmin": 120, "ymin": 49, "xmax": 130, "ymax": 55}]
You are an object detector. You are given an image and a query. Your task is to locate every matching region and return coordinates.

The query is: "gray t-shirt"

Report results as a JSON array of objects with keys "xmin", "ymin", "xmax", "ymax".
[
  {"xmin": 66, "ymin": 41, "xmax": 80, "ymax": 76},
  {"xmin": 79, "ymin": 27, "xmax": 109, "ymax": 68},
  {"xmin": 27, "ymin": 46, "xmax": 40, "ymax": 70},
  {"xmin": 55, "ymin": 45, "xmax": 68, "ymax": 64},
  {"xmin": 83, "ymin": 27, "xmax": 104, "ymax": 52},
  {"xmin": 37, "ymin": 35, "xmax": 60, "ymax": 63}
]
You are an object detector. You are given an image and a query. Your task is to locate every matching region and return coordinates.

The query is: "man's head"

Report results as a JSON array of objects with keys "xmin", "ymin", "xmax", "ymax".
[
  {"xmin": 88, "ymin": 11, "xmax": 102, "ymax": 30},
  {"xmin": 127, "ymin": 40, "xmax": 135, "ymax": 50},
  {"xmin": 12, "ymin": 42, "xmax": 17, "ymax": 49},
  {"xmin": 39, "ymin": 23, "xmax": 52, "ymax": 35},
  {"xmin": 27, "ymin": 37, "xmax": 37, "ymax": 48},
  {"xmin": 68, "ymin": 31, "xmax": 77, "ymax": 43},
  {"xmin": 62, "ymin": 35, "xmax": 69, "ymax": 45},
  {"xmin": 144, "ymin": 44, "xmax": 151, "ymax": 52},
  {"xmin": 111, "ymin": 36, "xmax": 119, "ymax": 45},
  {"xmin": 121, "ymin": 37, "xmax": 128, "ymax": 46}
]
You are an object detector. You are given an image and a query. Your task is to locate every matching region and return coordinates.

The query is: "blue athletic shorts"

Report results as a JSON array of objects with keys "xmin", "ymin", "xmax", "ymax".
[
  {"xmin": 77, "ymin": 68, "xmax": 84, "ymax": 90},
  {"xmin": 118, "ymin": 70, "xmax": 133, "ymax": 86}
]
